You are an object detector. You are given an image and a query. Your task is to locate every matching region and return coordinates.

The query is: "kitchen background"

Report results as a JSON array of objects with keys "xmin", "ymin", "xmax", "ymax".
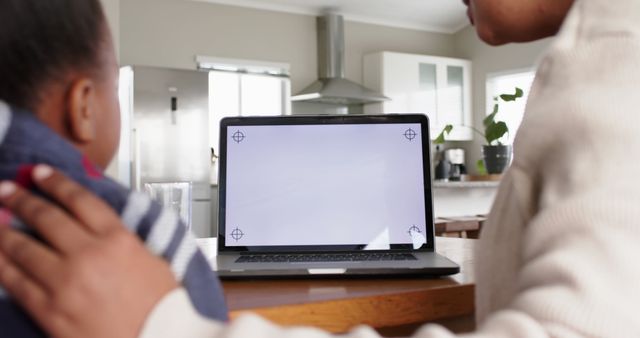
[{"xmin": 99, "ymin": 0, "xmax": 552, "ymax": 238}]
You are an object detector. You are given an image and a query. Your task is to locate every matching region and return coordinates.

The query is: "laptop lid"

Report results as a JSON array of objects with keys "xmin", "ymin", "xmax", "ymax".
[{"xmin": 217, "ymin": 114, "xmax": 435, "ymax": 253}]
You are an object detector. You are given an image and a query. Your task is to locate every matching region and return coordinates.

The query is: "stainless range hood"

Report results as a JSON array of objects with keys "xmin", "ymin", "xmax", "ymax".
[{"xmin": 291, "ymin": 14, "xmax": 389, "ymax": 105}]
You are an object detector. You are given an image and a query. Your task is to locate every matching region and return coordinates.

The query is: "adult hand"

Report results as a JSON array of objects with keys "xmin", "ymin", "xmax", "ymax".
[{"xmin": 0, "ymin": 165, "xmax": 179, "ymax": 338}]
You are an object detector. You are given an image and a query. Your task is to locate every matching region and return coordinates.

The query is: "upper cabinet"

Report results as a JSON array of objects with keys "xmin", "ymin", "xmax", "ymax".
[{"xmin": 364, "ymin": 52, "xmax": 472, "ymax": 140}]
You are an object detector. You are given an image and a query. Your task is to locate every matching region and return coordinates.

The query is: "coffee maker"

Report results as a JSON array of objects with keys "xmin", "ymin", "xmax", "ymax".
[
  {"xmin": 435, "ymin": 148, "xmax": 467, "ymax": 181},
  {"xmin": 445, "ymin": 148, "xmax": 467, "ymax": 181}
]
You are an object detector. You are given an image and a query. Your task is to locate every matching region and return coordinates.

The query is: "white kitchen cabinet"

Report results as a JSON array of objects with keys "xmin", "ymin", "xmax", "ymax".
[{"xmin": 364, "ymin": 52, "xmax": 472, "ymax": 140}]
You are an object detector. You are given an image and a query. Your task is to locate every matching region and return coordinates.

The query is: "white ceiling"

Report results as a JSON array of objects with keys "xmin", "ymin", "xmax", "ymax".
[{"xmin": 190, "ymin": 0, "xmax": 470, "ymax": 34}]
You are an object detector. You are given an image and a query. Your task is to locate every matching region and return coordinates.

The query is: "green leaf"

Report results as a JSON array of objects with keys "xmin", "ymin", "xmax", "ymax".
[
  {"xmin": 485, "ymin": 121, "xmax": 508, "ymax": 145},
  {"xmin": 476, "ymin": 159, "xmax": 487, "ymax": 175},
  {"xmin": 516, "ymin": 87, "xmax": 524, "ymax": 97},
  {"xmin": 499, "ymin": 87, "xmax": 524, "ymax": 102},
  {"xmin": 483, "ymin": 104, "xmax": 499, "ymax": 128},
  {"xmin": 492, "ymin": 102, "xmax": 500, "ymax": 114},
  {"xmin": 434, "ymin": 124, "xmax": 453, "ymax": 144}
]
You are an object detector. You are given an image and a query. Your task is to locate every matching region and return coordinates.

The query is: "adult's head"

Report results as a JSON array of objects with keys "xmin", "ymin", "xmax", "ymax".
[
  {"xmin": 463, "ymin": 0, "xmax": 575, "ymax": 45},
  {"xmin": 0, "ymin": 0, "xmax": 120, "ymax": 169}
]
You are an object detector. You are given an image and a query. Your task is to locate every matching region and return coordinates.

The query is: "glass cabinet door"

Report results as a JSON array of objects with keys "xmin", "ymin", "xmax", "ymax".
[
  {"xmin": 416, "ymin": 63, "xmax": 438, "ymax": 125},
  {"xmin": 440, "ymin": 65, "xmax": 465, "ymax": 127}
]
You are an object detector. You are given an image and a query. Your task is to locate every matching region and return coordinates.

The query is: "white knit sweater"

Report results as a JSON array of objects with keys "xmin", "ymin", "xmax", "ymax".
[{"xmin": 139, "ymin": 0, "xmax": 640, "ymax": 337}]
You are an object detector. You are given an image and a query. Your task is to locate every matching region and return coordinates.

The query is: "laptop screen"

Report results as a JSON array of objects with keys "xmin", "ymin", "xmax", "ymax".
[{"xmin": 219, "ymin": 115, "xmax": 433, "ymax": 251}]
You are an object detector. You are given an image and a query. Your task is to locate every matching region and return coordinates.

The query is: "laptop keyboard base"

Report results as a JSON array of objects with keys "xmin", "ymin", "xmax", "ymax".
[{"xmin": 236, "ymin": 252, "xmax": 417, "ymax": 263}]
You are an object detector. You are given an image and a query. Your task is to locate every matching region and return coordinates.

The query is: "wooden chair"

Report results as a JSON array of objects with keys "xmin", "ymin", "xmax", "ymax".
[{"xmin": 434, "ymin": 216, "xmax": 487, "ymax": 239}]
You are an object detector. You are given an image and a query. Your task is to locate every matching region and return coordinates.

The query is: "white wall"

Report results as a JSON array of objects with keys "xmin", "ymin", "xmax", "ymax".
[
  {"xmin": 100, "ymin": 0, "xmax": 120, "ymax": 59},
  {"xmin": 452, "ymin": 26, "xmax": 552, "ymax": 172},
  {"xmin": 100, "ymin": 0, "xmax": 121, "ymax": 181},
  {"xmin": 119, "ymin": 0, "xmax": 458, "ymax": 93}
]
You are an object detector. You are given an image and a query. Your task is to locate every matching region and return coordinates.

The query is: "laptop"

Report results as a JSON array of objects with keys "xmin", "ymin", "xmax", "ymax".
[{"xmin": 215, "ymin": 114, "xmax": 459, "ymax": 278}]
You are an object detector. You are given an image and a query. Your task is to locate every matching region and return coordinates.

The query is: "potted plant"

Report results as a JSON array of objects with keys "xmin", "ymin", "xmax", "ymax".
[{"xmin": 435, "ymin": 87, "xmax": 524, "ymax": 175}]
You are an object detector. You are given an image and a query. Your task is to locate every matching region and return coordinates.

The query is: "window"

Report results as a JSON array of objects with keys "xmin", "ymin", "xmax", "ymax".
[
  {"xmin": 486, "ymin": 70, "xmax": 536, "ymax": 144},
  {"xmin": 201, "ymin": 57, "xmax": 291, "ymax": 183}
]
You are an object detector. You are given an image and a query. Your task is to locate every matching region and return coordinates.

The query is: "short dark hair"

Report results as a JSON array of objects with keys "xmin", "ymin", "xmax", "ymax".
[{"xmin": 0, "ymin": 0, "xmax": 108, "ymax": 111}]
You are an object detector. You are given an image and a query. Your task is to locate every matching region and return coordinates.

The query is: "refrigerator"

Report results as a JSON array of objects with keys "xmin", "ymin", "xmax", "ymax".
[{"xmin": 118, "ymin": 66, "xmax": 213, "ymax": 237}]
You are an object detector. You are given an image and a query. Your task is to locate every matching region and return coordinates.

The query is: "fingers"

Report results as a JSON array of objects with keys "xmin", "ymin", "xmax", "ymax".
[
  {"xmin": 0, "ymin": 228, "xmax": 61, "ymax": 290},
  {"xmin": 0, "ymin": 208, "xmax": 13, "ymax": 225},
  {"xmin": 31, "ymin": 165, "xmax": 121, "ymax": 236},
  {"xmin": 0, "ymin": 250, "xmax": 51, "ymax": 323},
  {"xmin": 0, "ymin": 180, "xmax": 93, "ymax": 254}
]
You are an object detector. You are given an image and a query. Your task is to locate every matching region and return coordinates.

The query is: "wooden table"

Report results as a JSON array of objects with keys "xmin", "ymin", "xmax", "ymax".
[{"xmin": 221, "ymin": 238, "xmax": 476, "ymax": 335}]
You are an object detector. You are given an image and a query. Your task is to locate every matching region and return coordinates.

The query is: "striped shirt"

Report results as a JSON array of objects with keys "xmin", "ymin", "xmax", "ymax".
[{"xmin": 0, "ymin": 101, "xmax": 228, "ymax": 337}]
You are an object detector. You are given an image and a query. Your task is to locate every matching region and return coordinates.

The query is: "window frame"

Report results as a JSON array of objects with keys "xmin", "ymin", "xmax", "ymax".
[{"xmin": 485, "ymin": 68, "xmax": 536, "ymax": 145}]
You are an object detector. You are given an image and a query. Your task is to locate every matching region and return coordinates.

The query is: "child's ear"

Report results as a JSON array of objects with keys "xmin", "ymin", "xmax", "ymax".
[{"xmin": 66, "ymin": 78, "xmax": 98, "ymax": 144}]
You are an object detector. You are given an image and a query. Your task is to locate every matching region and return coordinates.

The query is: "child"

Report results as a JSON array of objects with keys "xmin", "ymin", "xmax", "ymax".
[{"xmin": 0, "ymin": 1, "xmax": 227, "ymax": 336}]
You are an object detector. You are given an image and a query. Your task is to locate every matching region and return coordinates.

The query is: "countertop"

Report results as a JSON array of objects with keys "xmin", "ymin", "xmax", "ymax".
[{"xmin": 433, "ymin": 180, "xmax": 500, "ymax": 189}]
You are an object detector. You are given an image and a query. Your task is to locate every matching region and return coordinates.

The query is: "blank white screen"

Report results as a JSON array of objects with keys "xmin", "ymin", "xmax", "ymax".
[{"xmin": 224, "ymin": 123, "xmax": 427, "ymax": 247}]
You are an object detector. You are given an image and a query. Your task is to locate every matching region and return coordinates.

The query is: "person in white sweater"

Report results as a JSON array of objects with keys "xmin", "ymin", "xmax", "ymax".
[{"xmin": 0, "ymin": 0, "xmax": 639, "ymax": 337}]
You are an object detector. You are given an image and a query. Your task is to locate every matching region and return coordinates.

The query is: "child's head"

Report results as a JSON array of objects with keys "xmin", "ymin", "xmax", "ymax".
[{"xmin": 0, "ymin": 0, "xmax": 120, "ymax": 169}]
